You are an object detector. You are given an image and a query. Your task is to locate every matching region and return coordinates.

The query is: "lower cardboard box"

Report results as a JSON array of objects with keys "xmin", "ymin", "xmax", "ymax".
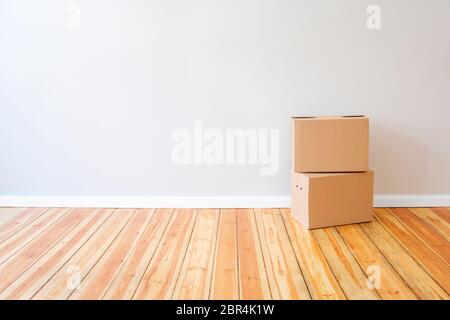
[{"xmin": 291, "ymin": 170, "xmax": 374, "ymax": 229}]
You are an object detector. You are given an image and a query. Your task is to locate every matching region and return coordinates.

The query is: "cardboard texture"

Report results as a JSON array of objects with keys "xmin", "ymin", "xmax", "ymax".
[
  {"xmin": 291, "ymin": 171, "xmax": 374, "ymax": 229},
  {"xmin": 292, "ymin": 115, "xmax": 369, "ymax": 172}
]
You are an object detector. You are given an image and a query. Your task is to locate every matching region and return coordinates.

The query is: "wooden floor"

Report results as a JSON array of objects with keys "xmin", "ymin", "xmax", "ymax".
[{"xmin": 0, "ymin": 207, "xmax": 448, "ymax": 300}]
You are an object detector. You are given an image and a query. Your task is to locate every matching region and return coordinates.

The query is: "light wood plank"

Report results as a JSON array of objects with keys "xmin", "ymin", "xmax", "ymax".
[
  {"xmin": 337, "ymin": 224, "xmax": 417, "ymax": 299},
  {"xmin": 361, "ymin": 220, "xmax": 448, "ymax": 299},
  {"xmin": 32, "ymin": 209, "xmax": 134, "ymax": 299},
  {"xmin": 237, "ymin": 209, "xmax": 271, "ymax": 300},
  {"xmin": 254, "ymin": 208, "xmax": 311, "ymax": 300},
  {"xmin": 280, "ymin": 209, "xmax": 346, "ymax": 300},
  {"xmin": 431, "ymin": 208, "xmax": 450, "ymax": 224},
  {"xmin": 69, "ymin": 209, "xmax": 153, "ymax": 299},
  {"xmin": 0, "ymin": 208, "xmax": 91, "ymax": 294},
  {"xmin": 0, "ymin": 209, "xmax": 113, "ymax": 299},
  {"xmin": 172, "ymin": 209, "xmax": 219, "ymax": 300},
  {"xmin": 104, "ymin": 209, "xmax": 173, "ymax": 300},
  {"xmin": 0, "ymin": 208, "xmax": 30, "ymax": 226},
  {"xmin": 0, "ymin": 206, "xmax": 446, "ymax": 300},
  {"xmin": 210, "ymin": 209, "xmax": 239, "ymax": 300},
  {"xmin": 389, "ymin": 208, "xmax": 450, "ymax": 265},
  {"xmin": 374, "ymin": 208, "xmax": 450, "ymax": 293},
  {"xmin": 0, "ymin": 208, "xmax": 68, "ymax": 264},
  {"xmin": 0, "ymin": 208, "xmax": 49, "ymax": 255},
  {"xmin": 409, "ymin": 208, "xmax": 450, "ymax": 241},
  {"xmin": 312, "ymin": 228, "xmax": 380, "ymax": 300},
  {"xmin": 133, "ymin": 209, "xmax": 197, "ymax": 300}
]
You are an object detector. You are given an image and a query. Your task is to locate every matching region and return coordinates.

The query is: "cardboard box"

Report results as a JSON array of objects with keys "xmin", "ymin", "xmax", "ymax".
[
  {"xmin": 292, "ymin": 116, "xmax": 369, "ymax": 172},
  {"xmin": 291, "ymin": 170, "xmax": 374, "ymax": 229}
]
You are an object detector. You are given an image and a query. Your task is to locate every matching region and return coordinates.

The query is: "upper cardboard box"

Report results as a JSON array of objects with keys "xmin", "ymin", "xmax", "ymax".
[{"xmin": 292, "ymin": 115, "xmax": 369, "ymax": 172}]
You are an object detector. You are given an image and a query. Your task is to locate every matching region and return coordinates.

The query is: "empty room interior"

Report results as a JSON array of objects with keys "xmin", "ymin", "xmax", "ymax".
[{"xmin": 0, "ymin": 1, "xmax": 449, "ymax": 303}]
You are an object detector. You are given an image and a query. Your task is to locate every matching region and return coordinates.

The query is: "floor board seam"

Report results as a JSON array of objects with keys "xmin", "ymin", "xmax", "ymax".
[
  {"xmin": 170, "ymin": 209, "xmax": 200, "ymax": 300},
  {"xmin": 358, "ymin": 223, "xmax": 421, "ymax": 300},
  {"xmin": 373, "ymin": 214, "xmax": 449, "ymax": 296},
  {"xmin": 334, "ymin": 226, "xmax": 382, "ymax": 300},
  {"xmin": 28, "ymin": 209, "xmax": 115, "ymax": 300},
  {"xmin": 278, "ymin": 209, "xmax": 313, "ymax": 300},
  {"xmin": 0, "ymin": 208, "xmax": 72, "ymax": 266},
  {"xmin": 130, "ymin": 208, "xmax": 175, "ymax": 300},
  {"xmin": 65, "ymin": 209, "xmax": 137, "ymax": 300},
  {"xmin": 0, "ymin": 208, "xmax": 92, "ymax": 296},
  {"xmin": 0, "ymin": 208, "xmax": 51, "ymax": 246},
  {"xmin": 252, "ymin": 208, "xmax": 273, "ymax": 300},
  {"xmin": 208, "ymin": 209, "xmax": 221, "ymax": 300},
  {"xmin": 389, "ymin": 208, "xmax": 450, "ymax": 266},
  {"xmin": 101, "ymin": 208, "xmax": 158, "ymax": 300}
]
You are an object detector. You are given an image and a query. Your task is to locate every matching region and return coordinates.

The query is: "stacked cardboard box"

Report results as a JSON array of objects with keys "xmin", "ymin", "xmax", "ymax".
[{"xmin": 291, "ymin": 116, "xmax": 374, "ymax": 229}]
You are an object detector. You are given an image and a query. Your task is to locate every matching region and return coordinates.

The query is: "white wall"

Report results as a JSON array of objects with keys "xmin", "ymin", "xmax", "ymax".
[{"xmin": 1, "ymin": 0, "xmax": 449, "ymax": 206}]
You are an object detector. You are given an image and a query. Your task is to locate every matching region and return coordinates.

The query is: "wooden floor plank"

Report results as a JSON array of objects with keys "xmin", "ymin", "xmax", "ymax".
[
  {"xmin": 0, "ymin": 206, "xmax": 446, "ymax": 300},
  {"xmin": 337, "ymin": 224, "xmax": 417, "ymax": 299},
  {"xmin": 374, "ymin": 208, "xmax": 450, "ymax": 293},
  {"xmin": 0, "ymin": 209, "xmax": 113, "ymax": 299},
  {"xmin": 361, "ymin": 220, "xmax": 448, "ymax": 299},
  {"xmin": 210, "ymin": 209, "xmax": 239, "ymax": 300},
  {"xmin": 172, "ymin": 209, "xmax": 219, "ymax": 300},
  {"xmin": 0, "ymin": 208, "xmax": 48, "ymax": 243},
  {"xmin": 69, "ymin": 209, "xmax": 153, "ymax": 300},
  {"xmin": 254, "ymin": 208, "xmax": 311, "ymax": 300},
  {"xmin": 133, "ymin": 209, "xmax": 197, "ymax": 300},
  {"xmin": 409, "ymin": 208, "xmax": 450, "ymax": 241},
  {"xmin": 389, "ymin": 208, "xmax": 450, "ymax": 265},
  {"xmin": 312, "ymin": 228, "xmax": 380, "ymax": 300},
  {"xmin": 104, "ymin": 209, "xmax": 173, "ymax": 300},
  {"xmin": 237, "ymin": 209, "xmax": 271, "ymax": 300},
  {"xmin": 32, "ymin": 209, "xmax": 135, "ymax": 299},
  {"xmin": 431, "ymin": 208, "xmax": 450, "ymax": 224},
  {"xmin": 0, "ymin": 208, "xmax": 69, "ymax": 264},
  {"xmin": 0, "ymin": 208, "xmax": 91, "ymax": 294},
  {"xmin": 280, "ymin": 209, "xmax": 346, "ymax": 300},
  {"xmin": 0, "ymin": 208, "xmax": 31, "ymax": 226}
]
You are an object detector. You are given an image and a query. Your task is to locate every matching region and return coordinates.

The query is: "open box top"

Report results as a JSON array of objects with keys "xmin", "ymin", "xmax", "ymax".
[{"xmin": 291, "ymin": 115, "xmax": 367, "ymax": 120}]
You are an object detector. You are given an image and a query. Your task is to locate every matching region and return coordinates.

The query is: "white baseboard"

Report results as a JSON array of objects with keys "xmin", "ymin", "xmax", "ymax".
[
  {"xmin": 0, "ymin": 195, "xmax": 449, "ymax": 208},
  {"xmin": 373, "ymin": 195, "xmax": 450, "ymax": 207}
]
